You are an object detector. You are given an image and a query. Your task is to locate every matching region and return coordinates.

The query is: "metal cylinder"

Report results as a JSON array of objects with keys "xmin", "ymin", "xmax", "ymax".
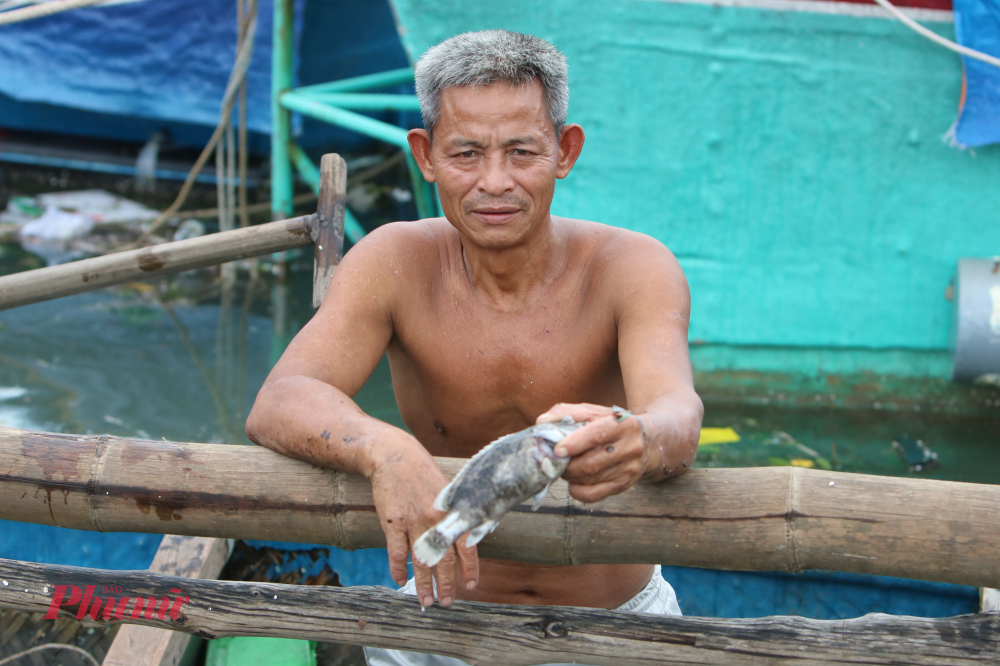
[{"xmin": 953, "ymin": 257, "xmax": 1000, "ymax": 382}]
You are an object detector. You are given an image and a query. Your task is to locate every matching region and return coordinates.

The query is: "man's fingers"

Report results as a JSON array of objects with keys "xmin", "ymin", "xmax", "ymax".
[
  {"xmin": 565, "ymin": 456, "xmax": 637, "ymax": 488},
  {"xmin": 385, "ymin": 526, "xmax": 411, "ymax": 587},
  {"xmin": 434, "ymin": 550, "xmax": 458, "ymax": 607},
  {"xmin": 413, "ymin": 559, "xmax": 435, "ymax": 609},
  {"xmin": 536, "ymin": 402, "xmax": 613, "ymax": 425},
  {"xmin": 564, "ymin": 429, "xmax": 642, "ymax": 481},
  {"xmin": 568, "ymin": 478, "xmax": 632, "ymax": 504},
  {"xmin": 553, "ymin": 414, "xmax": 620, "ymax": 457},
  {"xmin": 456, "ymin": 534, "xmax": 480, "ymax": 591}
]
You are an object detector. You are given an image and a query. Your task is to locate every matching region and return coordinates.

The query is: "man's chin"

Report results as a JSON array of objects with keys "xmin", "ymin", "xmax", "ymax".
[{"xmin": 464, "ymin": 225, "xmax": 532, "ymax": 250}]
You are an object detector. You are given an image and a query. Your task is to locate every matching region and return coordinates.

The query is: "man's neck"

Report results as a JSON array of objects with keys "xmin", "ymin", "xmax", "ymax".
[{"xmin": 459, "ymin": 216, "xmax": 567, "ymax": 311}]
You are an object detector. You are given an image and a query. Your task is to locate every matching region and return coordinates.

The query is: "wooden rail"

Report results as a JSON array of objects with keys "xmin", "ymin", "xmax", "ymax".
[
  {"xmin": 2, "ymin": 427, "xmax": 999, "ymax": 589},
  {"xmin": 0, "ymin": 150, "xmax": 349, "ymax": 312},
  {"xmin": 0, "ymin": 558, "xmax": 995, "ymax": 665},
  {"xmin": 0, "ymin": 215, "xmax": 316, "ymax": 311},
  {"xmin": 102, "ymin": 536, "xmax": 229, "ymax": 666}
]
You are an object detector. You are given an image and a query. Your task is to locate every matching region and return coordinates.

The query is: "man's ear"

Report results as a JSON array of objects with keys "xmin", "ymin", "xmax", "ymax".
[
  {"xmin": 407, "ymin": 129, "xmax": 436, "ymax": 183},
  {"xmin": 556, "ymin": 124, "xmax": 585, "ymax": 179}
]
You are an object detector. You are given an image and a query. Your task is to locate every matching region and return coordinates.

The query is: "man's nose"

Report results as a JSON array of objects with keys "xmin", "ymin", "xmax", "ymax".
[{"xmin": 477, "ymin": 153, "xmax": 515, "ymax": 196}]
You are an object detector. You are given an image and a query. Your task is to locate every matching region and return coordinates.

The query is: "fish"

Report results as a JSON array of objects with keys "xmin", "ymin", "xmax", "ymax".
[{"xmin": 412, "ymin": 408, "xmax": 632, "ymax": 568}]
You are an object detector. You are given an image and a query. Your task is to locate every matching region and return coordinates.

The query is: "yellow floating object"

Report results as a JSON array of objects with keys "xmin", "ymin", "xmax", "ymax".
[
  {"xmin": 790, "ymin": 458, "xmax": 815, "ymax": 468},
  {"xmin": 698, "ymin": 427, "xmax": 741, "ymax": 446}
]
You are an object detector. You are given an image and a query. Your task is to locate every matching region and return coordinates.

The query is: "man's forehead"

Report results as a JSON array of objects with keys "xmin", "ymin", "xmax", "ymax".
[{"xmin": 434, "ymin": 80, "xmax": 555, "ymax": 139}]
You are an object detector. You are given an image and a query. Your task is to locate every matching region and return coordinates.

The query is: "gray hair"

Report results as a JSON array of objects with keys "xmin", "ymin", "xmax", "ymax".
[{"xmin": 414, "ymin": 30, "xmax": 569, "ymax": 136}]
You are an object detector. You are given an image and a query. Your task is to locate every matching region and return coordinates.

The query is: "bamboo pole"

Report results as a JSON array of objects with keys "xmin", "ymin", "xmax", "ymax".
[
  {"xmin": 0, "ymin": 215, "xmax": 315, "ymax": 311},
  {"xmin": 2, "ymin": 427, "xmax": 999, "ymax": 588},
  {"xmin": 0, "ymin": 558, "xmax": 996, "ymax": 665}
]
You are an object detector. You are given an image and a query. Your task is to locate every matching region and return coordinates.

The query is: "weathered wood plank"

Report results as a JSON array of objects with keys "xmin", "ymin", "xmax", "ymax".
[
  {"xmin": 313, "ymin": 153, "xmax": 346, "ymax": 309},
  {"xmin": 102, "ymin": 536, "xmax": 229, "ymax": 666},
  {"xmin": 0, "ymin": 215, "xmax": 315, "ymax": 311},
  {"xmin": 0, "ymin": 558, "xmax": 995, "ymax": 666},
  {"xmin": 1, "ymin": 427, "xmax": 999, "ymax": 588}
]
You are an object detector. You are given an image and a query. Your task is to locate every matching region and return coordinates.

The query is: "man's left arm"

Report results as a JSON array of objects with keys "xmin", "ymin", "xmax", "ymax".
[{"xmin": 537, "ymin": 234, "xmax": 703, "ymax": 503}]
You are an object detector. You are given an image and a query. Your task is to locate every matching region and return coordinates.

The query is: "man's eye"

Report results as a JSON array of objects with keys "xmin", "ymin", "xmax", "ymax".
[
  {"xmin": 513, "ymin": 149, "xmax": 531, "ymax": 156},
  {"xmin": 458, "ymin": 151, "xmax": 476, "ymax": 158}
]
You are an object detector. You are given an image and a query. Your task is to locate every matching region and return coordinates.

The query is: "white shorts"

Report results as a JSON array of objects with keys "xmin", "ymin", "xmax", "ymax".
[{"xmin": 363, "ymin": 565, "xmax": 681, "ymax": 666}]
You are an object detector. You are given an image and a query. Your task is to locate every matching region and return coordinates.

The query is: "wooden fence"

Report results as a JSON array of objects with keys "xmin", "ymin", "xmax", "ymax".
[
  {"xmin": 2, "ymin": 427, "xmax": 998, "ymax": 589},
  {"xmin": 1, "ymin": 557, "xmax": 997, "ymax": 665}
]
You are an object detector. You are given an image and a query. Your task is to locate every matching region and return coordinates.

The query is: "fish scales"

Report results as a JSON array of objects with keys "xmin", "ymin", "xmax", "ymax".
[
  {"xmin": 412, "ymin": 419, "xmax": 582, "ymax": 568},
  {"xmin": 441, "ymin": 423, "xmax": 577, "ymax": 521}
]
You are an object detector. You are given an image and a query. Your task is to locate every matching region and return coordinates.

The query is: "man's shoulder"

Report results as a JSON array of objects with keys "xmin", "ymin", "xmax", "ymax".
[
  {"xmin": 341, "ymin": 218, "xmax": 453, "ymax": 272},
  {"xmin": 559, "ymin": 217, "xmax": 680, "ymax": 274},
  {"xmin": 352, "ymin": 218, "xmax": 451, "ymax": 252}
]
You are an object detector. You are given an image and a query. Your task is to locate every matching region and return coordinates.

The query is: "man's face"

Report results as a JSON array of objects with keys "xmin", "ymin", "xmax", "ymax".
[{"xmin": 408, "ymin": 79, "xmax": 583, "ymax": 249}]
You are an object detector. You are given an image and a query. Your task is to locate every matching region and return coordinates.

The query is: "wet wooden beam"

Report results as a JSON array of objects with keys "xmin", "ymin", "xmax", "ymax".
[
  {"xmin": 102, "ymin": 536, "xmax": 229, "ymax": 666},
  {"xmin": 0, "ymin": 215, "xmax": 316, "ymax": 311},
  {"xmin": 312, "ymin": 153, "xmax": 346, "ymax": 308},
  {"xmin": 1, "ymin": 427, "xmax": 999, "ymax": 589},
  {"xmin": 0, "ymin": 558, "xmax": 996, "ymax": 666}
]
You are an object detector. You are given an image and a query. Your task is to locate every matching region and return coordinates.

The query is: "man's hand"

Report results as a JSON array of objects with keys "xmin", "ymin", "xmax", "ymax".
[
  {"xmin": 535, "ymin": 403, "xmax": 652, "ymax": 503},
  {"xmin": 368, "ymin": 438, "xmax": 479, "ymax": 608}
]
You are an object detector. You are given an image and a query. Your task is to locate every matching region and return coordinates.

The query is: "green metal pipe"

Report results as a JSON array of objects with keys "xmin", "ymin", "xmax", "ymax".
[
  {"xmin": 342, "ymin": 210, "xmax": 366, "ymax": 245},
  {"xmin": 294, "ymin": 67, "xmax": 414, "ymax": 95},
  {"xmin": 289, "ymin": 142, "xmax": 366, "ymax": 245},
  {"xmin": 280, "ymin": 92, "xmax": 411, "ymax": 150},
  {"xmin": 405, "ymin": 152, "xmax": 438, "ymax": 221},
  {"xmin": 302, "ymin": 92, "xmax": 422, "ymax": 112},
  {"xmin": 270, "ymin": 0, "xmax": 295, "ymax": 221},
  {"xmin": 289, "ymin": 142, "xmax": 320, "ymax": 191}
]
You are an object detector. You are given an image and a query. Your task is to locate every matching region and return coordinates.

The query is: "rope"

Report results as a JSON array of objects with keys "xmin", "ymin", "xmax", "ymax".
[
  {"xmin": 0, "ymin": 643, "xmax": 100, "ymax": 666},
  {"xmin": 0, "ymin": 0, "xmax": 112, "ymax": 27},
  {"xmin": 872, "ymin": 0, "xmax": 1000, "ymax": 70},
  {"xmin": 237, "ymin": 0, "xmax": 251, "ymax": 228},
  {"xmin": 134, "ymin": 0, "xmax": 258, "ymax": 245}
]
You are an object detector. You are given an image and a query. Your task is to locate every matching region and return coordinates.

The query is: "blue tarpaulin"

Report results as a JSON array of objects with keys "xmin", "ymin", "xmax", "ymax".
[
  {"xmin": 0, "ymin": 0, "xmax": 276, "ymax": 134},
  {"xmin": 0, "ymin": 0, "xmax": 412, "ymax": 148},
  {"xmin": 952, "ymin": 0, "xmax": 1000, "ymax": 147}
]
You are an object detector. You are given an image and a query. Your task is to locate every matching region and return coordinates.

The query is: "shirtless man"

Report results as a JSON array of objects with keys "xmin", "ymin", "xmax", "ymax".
[{"xmin": 246, "ymin": 29, "xmax": 703, "ymax": 664}]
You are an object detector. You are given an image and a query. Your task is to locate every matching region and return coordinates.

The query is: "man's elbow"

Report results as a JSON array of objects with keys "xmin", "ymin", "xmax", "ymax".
[
  {"xmin": 668, "ymin": 391, "xmax": 704, "ymax": 478},
  {"xmin": 245, "ymin": 408, "xmax": 262, "ymax": 445},
  {"xmin": 244, "ymin": 384, "xmax": 278, "ymax": 447},
  {"xmin": 244, "ymin": 402, "xmax": 265, "ymax": 446},
  {"xmin": 686, "ymin": 390, "xmax": 704, "ymax": 444}
]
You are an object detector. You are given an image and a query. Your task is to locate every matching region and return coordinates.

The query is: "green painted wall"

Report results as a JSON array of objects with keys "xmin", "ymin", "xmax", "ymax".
[{"xmin": 389, "ymin": 0, "xmax": 1000, "ymax": 377}]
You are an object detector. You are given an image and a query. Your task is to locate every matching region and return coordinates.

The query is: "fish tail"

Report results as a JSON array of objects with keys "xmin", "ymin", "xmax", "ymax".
[{"xmin": 413, "ymin": 512, "xmax": 470, "ymax": 568}]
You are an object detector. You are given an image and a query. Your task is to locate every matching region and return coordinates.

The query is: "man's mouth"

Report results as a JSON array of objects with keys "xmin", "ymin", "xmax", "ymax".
[{"xmin": 471, "ymin": 207, "xmax": 521, "ymax": 225}]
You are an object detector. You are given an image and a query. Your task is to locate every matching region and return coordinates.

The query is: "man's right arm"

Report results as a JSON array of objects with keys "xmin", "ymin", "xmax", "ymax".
[{"xmin": 245, "ymin": 224, "xmax": 477, "ymax": 607}]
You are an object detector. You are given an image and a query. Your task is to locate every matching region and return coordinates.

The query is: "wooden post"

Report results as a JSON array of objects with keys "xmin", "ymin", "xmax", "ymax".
[
  {"xmin": 102, "ymin": 536, "xmax": 229, "ymax": 666},
  {"xmin": 0, "ymin": 558, "xmax": 996, "ymax": 666},
  {"xmin": 313, "ymin": 153, "xmax": 346, "ymax": 308},
  {"xmin": 0, "ymin": 215, "xmax": 316, "ymax": 311},
  {"xmin": 2, "ymin": 427, "xmax": 1000, "ymax": 589}
]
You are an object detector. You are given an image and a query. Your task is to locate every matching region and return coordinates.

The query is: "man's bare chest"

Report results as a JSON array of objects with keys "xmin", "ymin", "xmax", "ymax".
[{"xmin": 387, "ymin": 281, "xmax": 624, "ymax": 449}]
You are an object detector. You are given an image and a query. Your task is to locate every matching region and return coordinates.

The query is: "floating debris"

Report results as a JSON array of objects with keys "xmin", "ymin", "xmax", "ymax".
[
  {"xmin": 173, "ymin": 218, "xmax": 206, "ymax": 241},
  {"xmin": 2, "ymin": 189, "xmax": 161, "ymax": 264},
  {"xmin": 698, "ymin": 427, "xmax": 740, "ymax": 446},
  {"xmin": 892, "ymin": 435, "xmax": 939, "ymax": 473}
]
